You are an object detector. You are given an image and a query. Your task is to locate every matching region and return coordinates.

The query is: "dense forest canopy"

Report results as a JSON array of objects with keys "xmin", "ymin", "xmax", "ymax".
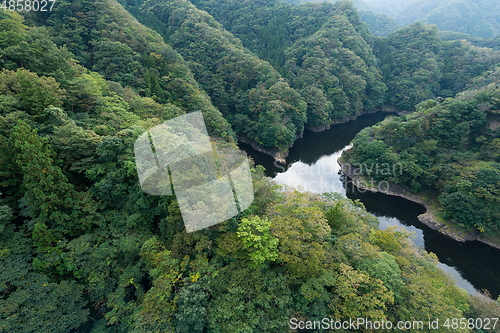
[
  {"xmin": 396, "ymin": 0, "xmax": 500, "ymax": 38},
  {"xmin": 118, "ymin": 0, "xmax": 394, "ymax": 153},
  {"xmin": 190, "ymin": 0, "xmax": 500, "ymax": 115},
  {"xmin": 375, "ymin": 23, "xmax": 500, "ymax": 109},
  {"xmin": 285, "ymin": 0, "xmax": 500, "ymax": 38},
  {"xmin": 343, "ymin": 84, "xmax": 500, "ymax": 234},
  {"xmin": 1, "ymin": 0, "xmax": 500, "ymax": 332},
  {"xmin": 119, "ymin": 0, "xmax": 308, "ymax": 151},
  {"xmin": 358, "ymin": 9, "xmax": 400, "ymax": 37}
]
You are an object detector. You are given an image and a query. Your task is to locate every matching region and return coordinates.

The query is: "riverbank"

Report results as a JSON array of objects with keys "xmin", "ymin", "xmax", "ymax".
[
  {"xmin": 239, "ymin": 106, "xmax": 404, "ymax": 163},
  {"xmin": 338, "ymin": 158, "xmax": 500, "ymax": 251},
  {"xmin": 306, "ymin": 105, "xmax": 403, "ymax": 132},
  {"xmin": 238, "ymin": 136, "xmax": 288, "ymax": 163}
]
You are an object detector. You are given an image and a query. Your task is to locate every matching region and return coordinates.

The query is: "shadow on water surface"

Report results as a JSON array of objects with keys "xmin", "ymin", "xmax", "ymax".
[
  {"xmin": 240, "ymin": 111, "xmax": 396, "ymax": 176},
  {"xmin": 346, "ymin": 178, "xmax": 500, "ymax": 298},
  {"xmin": 241, "ymin": 111, "xmax": 500, "ymax": 299}
]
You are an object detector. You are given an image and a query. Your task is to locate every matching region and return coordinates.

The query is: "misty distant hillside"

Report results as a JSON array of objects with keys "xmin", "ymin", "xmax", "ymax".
[
  {"xmin": 2, "ymin": 1, "xmax": 500, "ymax": 331},
  {"xmin": 284, "ymin": 0, "xmax": 500, "ymax": 38},
  {"xmin": 397, "ymin": 0, "xmax": 500, "ymax": 38}
]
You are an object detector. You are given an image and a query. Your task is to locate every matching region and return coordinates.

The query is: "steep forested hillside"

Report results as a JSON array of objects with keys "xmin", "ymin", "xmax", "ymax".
[
  {"xmin": 188, "ymin": 0, "xmax": 339, "ymax": 71},
  {"xmin": 440, "ymin": 32, "xmax": 500, "ymax": 51},
  {"xmin": 285, "ymin": 0, "xmax": 500, "ymax": 39},
  {"xmin": 282, "ymin": 8, "xmax": 387, "ymax": 125},
  {"xmin": 360, "ymin": 0, "xmax": 415, "ymax": 17},
  {"xmin": 376, "ymin": 23, "xmax": 500, "ymax": 110},
  {"xmin": 342, "ymin": 84, "xmax": 500, "ymax": 238},
  {"xmin": 0, "ymin": 4, "xmax": 235, "ymax": 331},
  {"xmin": 397, "ymin": 0, "xmax": 500, "ymax": 38},
  {"xmin": 2, "ymin": 0, "xmax": 500, "ymax": 331},
  {"xmin": 282, "ymin": 0, "xmax": 404, "ymax": 37},
  {"xmin": 118, "ymin": 0, "xmax": 308, "ymax": 153},
  {"xmin": 285, "ymin": 0, "xmax": 500, "ymax": 40},
  {"xmin": 359, "ymin": 0, "xmax": 500, "ymax": 39},
  {"xmin": 185, "ymin": 0, "xmax": 388, "ymax": 128},
  {"xmin": 190, "ymin": 0, "xmax": 500, "ymax": 115},
  {"xmin": 359, "ymin": 10, "xmax": 400, "ymax": 36},
  {"xmin": 39, "ymin": 0, "xmax": 233, "ymax": 137}
]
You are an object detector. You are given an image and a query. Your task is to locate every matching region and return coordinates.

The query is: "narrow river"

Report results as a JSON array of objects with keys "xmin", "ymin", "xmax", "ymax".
[{"xmin": 241, "ymin": 111, "xmax": 500, "ymax": 299}]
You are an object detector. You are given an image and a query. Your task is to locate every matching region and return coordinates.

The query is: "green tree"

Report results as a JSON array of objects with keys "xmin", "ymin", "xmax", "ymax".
[
  {"xmin": 174, "ymin": 280, "xmax": 208, "ymax": 333},
  {"xmin": 330, "ymin": 263, "xmax": 393, "ymax": 321},
  {"xmin": 324, "ymin": 201, "xmax": 344, "ymax": 231},
  {"xmin": 236, "ymin": 216, "xmax": 279, "ymax": 269},
  {"xmin": 0, "ymin": 69, "xmax": 64, "ymax": 116},
  {"xmin": 131, "ymin": 237, "xmax": 185, "ymax": 332},
  {"xmin": 206, "ymin": 262, "xmax": 293, "ymax": 333},
  {"xmin": 0, "ymin": 225, "xmax": 88, "ymax": 333},
  {"xmin": 357, "ymin": 251, "xmax": 404, "ymax": 301},
  {"xmin": 269, "ymin": 190, "xmax": 331, "ymax": 280},
  {"xmin": 8, "ymin": 121, "xmax": 98, "ymax": 272}
]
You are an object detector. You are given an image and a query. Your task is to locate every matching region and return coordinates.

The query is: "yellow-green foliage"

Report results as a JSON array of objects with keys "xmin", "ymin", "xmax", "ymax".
[{"xmin": 0, "ymin": 1, "xmax": 498, "ymax": 332}]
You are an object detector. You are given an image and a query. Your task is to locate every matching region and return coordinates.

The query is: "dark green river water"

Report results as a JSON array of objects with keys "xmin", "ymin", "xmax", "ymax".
[{"xmin": 241, "ymin": 111, "xmax": 500, "ymax": 299}]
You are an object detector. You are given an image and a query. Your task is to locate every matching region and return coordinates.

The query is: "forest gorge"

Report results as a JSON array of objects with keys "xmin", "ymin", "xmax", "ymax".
[{"xmin": 1, "ymin": 0, "xmax": 500, "ymax": 331}]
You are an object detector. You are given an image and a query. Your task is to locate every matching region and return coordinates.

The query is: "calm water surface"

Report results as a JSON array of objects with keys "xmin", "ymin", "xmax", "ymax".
[{"xmin": 241, "ymin": 112, "xmax": 500, "ymax": 299}]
